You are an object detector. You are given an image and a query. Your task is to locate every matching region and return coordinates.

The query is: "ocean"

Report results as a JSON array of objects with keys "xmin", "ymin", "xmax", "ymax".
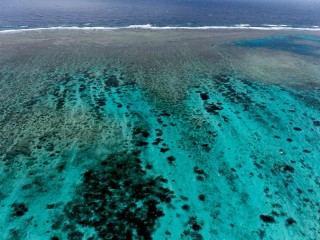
[
  {"xmin": 0, "ymin": 1, "xmax": 320, "ymax": 240},
  {"xmin": 1, "ymin": 0, "xmax": 320, "ymax": 30}
]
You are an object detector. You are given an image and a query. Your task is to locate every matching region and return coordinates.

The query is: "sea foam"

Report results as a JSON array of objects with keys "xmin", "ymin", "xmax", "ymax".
[{"xmin": 1, "ymin": 24, "xmax": 320, "ymax": 34}]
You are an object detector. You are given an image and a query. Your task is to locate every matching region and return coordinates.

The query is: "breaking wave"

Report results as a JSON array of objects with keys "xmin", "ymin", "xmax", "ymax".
[{"xmin": 1, "ymin": 24, "xmax": 320, "ymax": 33}]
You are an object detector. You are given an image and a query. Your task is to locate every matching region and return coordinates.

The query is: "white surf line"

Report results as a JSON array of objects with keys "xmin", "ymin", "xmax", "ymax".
[{"xmin": 1, "ymin": 24, "xmax": 320, "ymax": 34}]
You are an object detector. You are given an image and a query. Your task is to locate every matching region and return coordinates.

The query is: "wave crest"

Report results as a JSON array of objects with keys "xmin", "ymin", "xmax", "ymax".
[{"xmin": 1, "ymin": 24, "xmax": 320, "ymax": 33}]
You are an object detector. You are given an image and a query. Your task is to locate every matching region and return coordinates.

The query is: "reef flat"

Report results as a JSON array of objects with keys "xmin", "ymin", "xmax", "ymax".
[{"xmin": 0, "ymin": 29, "xmax": 320, "ymax": 239}]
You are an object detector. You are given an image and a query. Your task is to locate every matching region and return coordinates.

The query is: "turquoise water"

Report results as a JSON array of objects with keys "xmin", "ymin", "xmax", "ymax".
[
  {"xmin": 0, "ymin": 31, "xmax": 320, "ymax": 239},
  {"xmin": 236, "ymin": 35, "xmax": 320, "ymax": 58}
]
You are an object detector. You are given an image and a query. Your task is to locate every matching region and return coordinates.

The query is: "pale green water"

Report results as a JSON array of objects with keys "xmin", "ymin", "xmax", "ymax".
[{"xmin": 0, "ymin": 30, "xmax": 320, "ymax": 240}]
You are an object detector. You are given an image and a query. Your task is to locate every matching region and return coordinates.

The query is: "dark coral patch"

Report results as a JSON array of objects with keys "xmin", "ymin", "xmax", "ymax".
[
  {"xmin": 286, "ymin": 218, "xmax": 296, "ymax": 226},
  {"xmin": 62, "ymin": 152, "xmax": 174, "ymax": 239},
  {"xmin": 313, "ymin": 121, "xmax": 320, "ymax": 126},
  {"xmin": 260, "ymin": 215, "xmax": 275, "ymax": 223},
  {"xmin": 192, "ymin": 223, "xmax": 202, "ymax": 231},
  {"xmin": 181, "ymin": 217, "xmax": 203, "ymax": 239},
  {"xmin": 167, "ymin": 156, "xmax": 176, "ymax": 165},
  {"xmin": 205, "ymin": 103, "xmax": 223, "ymax": 114},
  {"xmin": 159, "ymin": 111, "xmax": 171, "ymax": 117},
  {"xmin": 200, "ymin": 93, "xmax": 209, "ymax": 101},
  {"xmin": 160, "ymin": 148, "xmax": 170, "ymax": 153},
  {"xmin": 11, "ymin": 203, "xmax": 28, "ymax": 217},
  {"xmin": 198, "ymin": 195, "xmax": 206, "ymax": 201},
  {"xmin": 146, "ymin": 164, "xmax": 153, "ymax": 170},
  {"xmin": 182, "ymin": 204, "xmax": 190, "ymax": 211},
  {"xmin": 105, "ymin": 75, "xmax": 119, "ymax": 88},
  {"xmin": 135, "ymin": 141, "xmax": 148, "ymax": 147},
  {"xmin": 152, "ymin": 138, "xmax": 163, "ymax": 146},
  {"xmin": 133, "ymin": 127, "xmax": 149, "ymax": 138},
  {"xmin": 194, "ymin": 166, "xmax": 207, "ymax": 176},
  {"xmin": 283, "ymin": 165, "xmax": 294, "ymax": 173},
  {"xmin": 46, "ymin": 204, "xmax": 55, "ymax": 209}
]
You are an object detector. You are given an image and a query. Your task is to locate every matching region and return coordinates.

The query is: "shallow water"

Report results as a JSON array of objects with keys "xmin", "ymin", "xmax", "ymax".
[
  {"xmin": 0, "ymin": 29, "xmax": 320, "ymax": 240},
  {"xmin": 236, "ymin": 35, "xmax": 320, "ymax": 57}
]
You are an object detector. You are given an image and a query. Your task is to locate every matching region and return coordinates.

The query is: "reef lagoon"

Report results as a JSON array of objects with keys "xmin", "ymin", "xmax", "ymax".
[{"xmin": 0, "ymin": 29, "xmax": 320, "ymax": 239}]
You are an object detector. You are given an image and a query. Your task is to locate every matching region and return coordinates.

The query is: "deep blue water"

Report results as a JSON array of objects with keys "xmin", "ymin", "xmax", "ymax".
[{"xmin": 1, "ymin": 0, "xmax": 320, "ymax": 30}]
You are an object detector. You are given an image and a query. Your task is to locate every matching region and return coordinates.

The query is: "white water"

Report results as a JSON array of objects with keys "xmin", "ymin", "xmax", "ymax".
[{"xmin": 1, "ymin": 24, "xmax": 320, "ymax": 34}]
